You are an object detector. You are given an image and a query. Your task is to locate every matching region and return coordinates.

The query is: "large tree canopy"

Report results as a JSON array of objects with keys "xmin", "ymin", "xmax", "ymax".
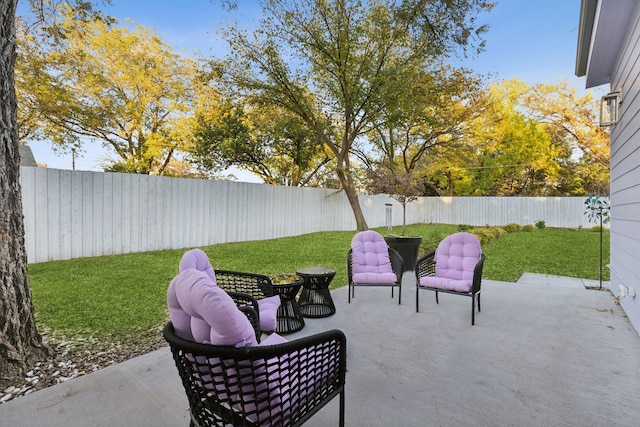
[
  {"xmin": 190, "ymin": 95, "xmax": 335, "ymax": 186},
  {"xmin": 16, "ymin": 5, "xmax": 197, "ymax": 174},
  {"xmin": 425, "ymin": 78, "xmax": 609, "ymax": 196},
  {"xmin": 361, "ymin": 63, "xmax": 487, "ymax": 178},
  {"xmin": 220, "ymin": 0, "xmax": 494, "ymax": 230},
  {"xmin": 520, "ymin": 80, "xmax": 610, "ymax": 195},
  {"xmin": 462, "ymin": 80, "xmax": 563, "ymax": 196}
]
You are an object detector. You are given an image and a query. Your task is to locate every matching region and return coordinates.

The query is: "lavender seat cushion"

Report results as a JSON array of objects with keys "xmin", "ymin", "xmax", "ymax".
[
  {"xmin": 351, "ymin": 230, "xmax": 397, "ymax": 284},
  {"xmin": 178, "ymin": 248, "xmax": 280, "ymax": 332},
  {"xmin": 179, "ymin": 248, "xmax": 216, "ymax": 281},
  {"xmin": 257, "ymin": 296, "xmax": 280, "ymax": 332},
  {"xmin": 168, "ymin": 269, "xmax": 258, "ymax": 347},
  {"xmin": 419, "ymin": 276, "xmax": 474, "ymax": 292},
  {"xmin": 419, "ymin": 232, "xmax": 481, "ymax": 293}
]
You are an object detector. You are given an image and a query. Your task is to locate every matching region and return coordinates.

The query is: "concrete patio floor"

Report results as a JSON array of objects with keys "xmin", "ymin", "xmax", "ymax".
[{"xmin": 1, "ymin": 273, "xmax": 639, "ymax": 426}]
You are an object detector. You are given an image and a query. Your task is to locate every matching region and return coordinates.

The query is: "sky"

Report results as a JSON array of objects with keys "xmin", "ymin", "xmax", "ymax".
[{"xmin": 24, "ymin": 0, "xmax": 599, "ymax": 179}]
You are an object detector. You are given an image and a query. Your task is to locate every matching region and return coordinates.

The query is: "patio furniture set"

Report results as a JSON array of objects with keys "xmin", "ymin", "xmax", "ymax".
[
  {"xmin": 347, "ymin": 230, "xmax": 485, "ymax": 325},
  {"xmin": 164, "ymin": 231, "xmax": 484, "ymax": 426}
]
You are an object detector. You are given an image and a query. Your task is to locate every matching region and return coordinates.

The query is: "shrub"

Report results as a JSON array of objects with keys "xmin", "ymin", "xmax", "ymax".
[
  {"xmin": 535, "ymin": 220, "xmax": 546, "ymax": 229},
  {"xmin": 420, "ymin": 226, "xmax": 507, "ymax": 254},
  {"xmin": 457, "ymin": 224, "xmax": 473, "ymax": 231},
  {"xmin": 522, "ymin": 224, "xmax": 535, "ymax": 232},
  {"xmin": 471, "ymin": 227, "xmax": 507, "ymax": 245},
  {"xmin": 503, "ymin": 223, "xmax": 521, "ymax": 233}
]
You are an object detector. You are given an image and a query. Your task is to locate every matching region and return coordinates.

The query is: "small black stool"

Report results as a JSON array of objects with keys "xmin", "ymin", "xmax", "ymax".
[
  {"xmin": 271, "ymin": 277, "xmax": 305, "ymax": 334},
  {"xmin": 297, "ymin": 267, "xmax": 337, "ymax": 318}
]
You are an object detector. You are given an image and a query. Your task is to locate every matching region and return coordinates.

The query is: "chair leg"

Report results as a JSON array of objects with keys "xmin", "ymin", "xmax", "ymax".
[
  {"xmin": 398, "ymin": 285, "xmax": 401, "ymax": 305},
  {"xmin": 471, "ymin": 294, "xmax": 476, "ymax": 325},
  {"xmin": 478, "ymin": 292, "xmax": 481, "ymax": 312},
  {"xmin": 348, "ymin": 284, "xmax": 351, "ymax": 303},
  {"xmin": 339, "ymin": 390, "xmax": 345, "ymax": 427},
  {"xmin": 435, "ymin": 291, "xmax": 439, "ymax": 304},
  {"xmin": 416, "ymin": 287, "xmax": 419, "ymax": 312}
]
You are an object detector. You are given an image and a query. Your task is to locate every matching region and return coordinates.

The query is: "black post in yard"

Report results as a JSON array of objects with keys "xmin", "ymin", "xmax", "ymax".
[{"xmin": 599, "ymin": 211, "xmax": 603, "ymax": 290}]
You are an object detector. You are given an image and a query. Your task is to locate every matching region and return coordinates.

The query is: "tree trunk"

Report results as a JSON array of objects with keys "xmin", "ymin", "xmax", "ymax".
[
  {"xmin": 336, "ymin": 168, "xmax": 368, "ymax": 231},
  {"xmin": 0, "ymin": 0, "xmax": 52, "ymax": 389}
]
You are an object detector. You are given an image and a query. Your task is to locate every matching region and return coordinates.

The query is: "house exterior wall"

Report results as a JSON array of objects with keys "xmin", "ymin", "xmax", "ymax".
[
  {"xmin": 607, "ymin": 2, "xmax": 640, "ymax": 333},
  {"xmin": 18, "ymin": 145, "xmax": 37, "ymax": 167}
]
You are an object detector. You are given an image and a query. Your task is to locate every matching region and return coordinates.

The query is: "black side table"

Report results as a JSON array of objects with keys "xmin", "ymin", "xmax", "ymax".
[
  {"xmin": 271, "ymin": 276, "xmax": 305, "ymax": 334},
  {"xmin": 296, "ymin": 267, "xmax": 337, "ymax": 318}
]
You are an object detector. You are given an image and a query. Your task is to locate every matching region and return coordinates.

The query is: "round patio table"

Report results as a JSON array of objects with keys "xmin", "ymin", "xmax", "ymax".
[
  {"xmin": 271, "ymin": 276, "xmax": 305, "ymax": 334},
  {"xmin": 296, "ymin": 267, "xmax": 337, "ymax": 318}
]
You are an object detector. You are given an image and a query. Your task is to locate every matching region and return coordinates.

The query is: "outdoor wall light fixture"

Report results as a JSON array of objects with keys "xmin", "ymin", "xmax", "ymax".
[{"xmin": 599, "ymin": 90, "xmax": 621, "ymax": 127}]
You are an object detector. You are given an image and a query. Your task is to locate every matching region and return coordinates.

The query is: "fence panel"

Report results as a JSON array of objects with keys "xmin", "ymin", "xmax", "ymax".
[{"xmin": 19, "ymin": 167, "xmax": 600, "ymax": 263}]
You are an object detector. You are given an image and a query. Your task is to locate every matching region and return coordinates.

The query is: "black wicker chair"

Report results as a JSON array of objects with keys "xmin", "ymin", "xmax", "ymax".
[
  {"xmin": 215, "ymin": 270, "xmax": 275, "ymax": 301},
  {"xmin": 415, "ymin": 232, "xmax": 485, "ymax": 325},
  {"xmin": 164, "ymin": 322, "xmax": 347, "ymax": 427},
  {"xmin": 346, "ymin": 247, "xmax": 404, "ymax": 304}
]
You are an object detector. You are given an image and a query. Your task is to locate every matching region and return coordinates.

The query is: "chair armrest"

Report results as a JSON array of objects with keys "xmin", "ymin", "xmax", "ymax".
[
  {"xmin": 170, "ymin": 326, "xmax": 347, "ymax": 362},
  {"xmin": 415, "ymin": 250, "xmax": 436, "ymax": 279},
  {"xmin": 346, "ymin": 249, "xmax": 353, "ymax": 283},
  {"xmin": 388, "ymin": 248, "xmax": 404, "ymax": 283},
  {"xmin": 227, "ymin": 291, "xmax": 261, "ymax": 341},
  {"xmin": 472, "ymin": 253, "xmax": 486, "ymax": 293}
]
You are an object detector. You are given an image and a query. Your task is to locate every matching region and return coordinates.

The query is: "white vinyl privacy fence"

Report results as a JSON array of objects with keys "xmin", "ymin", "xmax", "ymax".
[{"xmin": 20, "ymin": 167, "xmax": 599, "ymax": 263}]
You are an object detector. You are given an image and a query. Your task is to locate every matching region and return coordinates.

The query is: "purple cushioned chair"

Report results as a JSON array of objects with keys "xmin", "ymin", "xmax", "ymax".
[
  {"xmin": 347, "ymin": 230, "xmax": 404, "ymax": 304},
  {"xmin": 415, "ymin": 232, "xmax": 485, "ymax": 325}
]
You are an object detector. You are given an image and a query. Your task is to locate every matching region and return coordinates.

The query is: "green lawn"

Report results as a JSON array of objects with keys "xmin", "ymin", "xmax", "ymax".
[
  {"xmin": 27, "ymin": 224, "xmax": 609, "ymax": 349},
  {"xmin": 482, "ymin": 228, "xmax": 610, "ymax": 282}
]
